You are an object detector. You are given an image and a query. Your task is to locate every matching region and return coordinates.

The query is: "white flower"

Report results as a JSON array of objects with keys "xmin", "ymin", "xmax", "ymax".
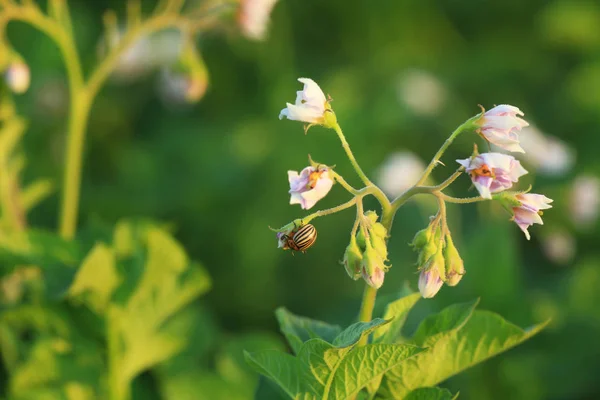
[
  {"xmin": 456, "ymin": 152, "xmax": 528, "ymax": 199},
  {"xmin": 478, "ymin": 105, "xmax": 529, "ymax": 153},
  {"xmin": 5, "ymin": 62, "xmax": 30, "ymax": 94},
  {"xmin": 279, "ymin": 78, "xmax": 329, "ymax": 125},
  {"xmin": 238, "ymin": 0, "xmax": 279, "ymax": 41},
  {"xmin": 396, "ymin": 69, "xmax": 447, "ymax": 116},
  {"xmin": 288, "ymin": 165, "xmax": 334, "ymax": 210},
  {"xmin": 376, "ymin": 151, "xmax": 425, "ymax": 198},
  {"xmin": 541, "ymin": 231, "xmax": 576, "ymax": 265},
  {"xmin": 512, "ymin": 193, "xmax": 553, "ymax": 240},
  {"xmin": 570, "ymin": 175, "xmax": 600, "ymax": 228}
]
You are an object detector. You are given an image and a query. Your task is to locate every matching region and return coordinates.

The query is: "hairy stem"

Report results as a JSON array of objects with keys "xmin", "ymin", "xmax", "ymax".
[
  {"xmin": 333, "ymin": 123, "xmax": 373, "ymax": 188},
  {"xmin": 301, "ymin": 197, "xmax": 357, "ymax": 225},
  {"xmin": 438, "ymin": 193, "xmax": 487, "ymax": 204}
]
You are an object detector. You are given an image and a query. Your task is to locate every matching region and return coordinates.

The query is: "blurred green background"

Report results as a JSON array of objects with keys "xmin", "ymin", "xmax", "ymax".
[{"xmin": 4, "ymin": 0, "xmax": 600, "ymax": 399}]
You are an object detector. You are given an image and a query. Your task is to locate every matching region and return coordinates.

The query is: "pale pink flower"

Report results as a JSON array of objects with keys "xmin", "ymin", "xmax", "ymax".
[
  {"xmin": 478, "ymin": 105, "xmax": 529, "ymax": 153},
  {"xmin": 5, "ymin": 62, "xmax": 30, "ymax": 94},
  {"xmin": 457, "ymin": 153, "xmax": 528, "ymax": 199},
  {"xmin": 512, "ymin": 193, "xmax": 553, "ymax": 240},
  {"xmin": 288, "ymin": 165, "xmax": 333, "ymax": 210},
  {"xmin": 279, "ymin": 78, "xmax": 329, "ymax": 125},
  {"xmin": 418, "ymin": 267, "xmax": 443, "ymax": 299},
  {"xmin": 238, "ymin": 0, "xmax": 279, "ymax": 41}
]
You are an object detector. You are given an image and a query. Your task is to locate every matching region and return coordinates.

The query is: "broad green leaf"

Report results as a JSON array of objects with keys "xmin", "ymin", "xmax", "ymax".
[
  {"xmin": 411, "ymin": 299, "xmax": 479, "ymax": 346},
  {"xmin": 276, "ymin": 307, "xmax": 342, "ymax": 353},
  {"xmin": 332, "ymin": 318, "xmax": 390, "ymax": 348},
  {"xmin": 244, "ymin": 349, "xmax": 316, "ymax": 399},
  {"xmin": 374, "ymin": 292, "xmax": 421, "ymax": 343},
  {"xmin": 404, "ymin": 387, "xmax": 458, "ymax": 400},
  {"xmin": 298, "ymin": 339, "xmax": 424, "ymax": 400},
  {"xmin": 68, "ymin": 243, "xmax": 120, "ymax": 313},
  {"xmin": 106, "ymin": 223, "xmax": 212, "ymax": 397},
  {"xmin": 10, "ymin": 336, "xmax": 103, "ymax": 399},
  {"xmin": 158, "ymin": 369, "xmax": 250, "ymax": 400},
  {"xmin": 383, "ymin": 310, "xmax": 549, "ymax": 398}
]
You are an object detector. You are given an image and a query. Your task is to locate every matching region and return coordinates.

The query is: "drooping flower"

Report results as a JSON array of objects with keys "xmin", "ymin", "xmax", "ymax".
[
  {"xmin": 478, "ymin": 105, "xmax": 529, "ymax": 153},
  {"xmin": 279, "ymin": 78, "xmax": 331, "ymax": 126},
  {"xmin": 512, "ymin": 193, "xmax": 553, "ymax": 240},
  {"xmin": 418, "ymin": 256, "xmax": 444, "ymax": 298},
  {"xmin": 457, "ymin": 152, "xmax": 528, "ymax": 199},
  {"xmin": 288, "ymin": 165, "xmax": 334, "ymax": 210},
  {"xmin": 4, "ymin": 62, "xmax": 30, "ymax": 94},
  {"xmin": 376, "ymin": 151, "xmax": 426, "ymax": 198},
  {"xmin": 238, "ymin": 0, "xmax": 279, "ymax": 41}
]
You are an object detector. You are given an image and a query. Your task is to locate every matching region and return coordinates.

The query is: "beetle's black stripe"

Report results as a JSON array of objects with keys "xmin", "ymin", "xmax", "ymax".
[{"xmin": 293, "ymin": 224, "xmax": 317, "ymax": 250}]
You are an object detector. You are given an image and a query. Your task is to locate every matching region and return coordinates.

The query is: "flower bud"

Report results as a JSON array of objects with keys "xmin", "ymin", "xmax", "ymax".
[
  {"xmin": 342, "ymin": 236, "xmax": 363, "ymax": 280},
  {"xmin": 360, "ymin": 243, "xmax": 386, "ymax": 289},
  {"xmin": 417, "ymin": 239, "xmax": 438, "ymax": 266},
  {"xmin": 364, "ymin": 210, "xmax": 379, "ymax": 225},
  {"xmin": 443, "ymin": 238, "xmax": 465, "ymax": 286},
  {"xmin": 410, "ymin": 226, "xmax": 432, "ymax": 250},
  {"xmin": 418, "ymin": 264, "xmax": 444, "ymax": 299},
  {"xmin": 5, "ymin": 61, "xmax": 30, "ymax": 94}
]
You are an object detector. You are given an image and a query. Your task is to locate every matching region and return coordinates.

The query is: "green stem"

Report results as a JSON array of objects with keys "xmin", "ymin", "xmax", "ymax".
[
  {"xmin": 437, "ymin": 193, "xmax": 487, "ymax": 204},
  {"xmin": 301, "ymin": 197, "xmax": 357, "ymax": 225},
  {"xmin": 59, "ymin": 95, "xmax": 91, "ymax": 239},
  {"xmin": 333, "ymin": 123, "xmax": 373, "ymax": 187},
  {"xmin": 414, "ymin": 118, "xmax": 476, "ymax": 187},
  {"xmin": 330, "ymin": 170, "xmax": 359, "ymax": 195}
]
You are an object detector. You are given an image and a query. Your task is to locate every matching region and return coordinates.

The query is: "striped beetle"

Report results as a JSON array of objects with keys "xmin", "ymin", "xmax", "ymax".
[{"xmin": 281, "ymin": 223, "xmax": 317, "ymax": 253}]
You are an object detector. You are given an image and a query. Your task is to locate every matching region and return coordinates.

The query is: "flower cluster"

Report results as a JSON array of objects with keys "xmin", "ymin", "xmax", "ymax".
[
  {"xmin": 343, "ymin": 211, "xmax": 390, "ymax": 289},
  {"xmin": 273, "ymin": 78, "xmax": 553, "ymax": 298}
]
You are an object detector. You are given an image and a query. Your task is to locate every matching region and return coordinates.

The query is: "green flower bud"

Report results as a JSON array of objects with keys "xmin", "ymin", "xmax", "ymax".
[
  {"xmin": 364, "ymin": 210, "xmax": 379, "ymax": 225},
  {"xmin": 417, "ymin": 239, "xmax": 438, "ymax": 266},
  {"xmin": 418, "ymin": 248, "xmax": 446, "ymax": 297},
  {"xmin": 356, "ymin": 228, "xmax": 367, "ymax": 250},
  {"xmin": 410, "ymin": 226, "xmax": 432, "ymax": 250},
  {"xmin": 369, "ymin": 231, "xmax": 388, "ymax": 261},
  {"xmin": 360, "ymin": 242, "xmax": 386, "ymax": 289},
  {"xmin": 443, "ymin": 237, "xmax": 464, "ymax": 286},
  {"xmin": 342, "ymin": 236, "xmax": 363, "ymax": 280}
]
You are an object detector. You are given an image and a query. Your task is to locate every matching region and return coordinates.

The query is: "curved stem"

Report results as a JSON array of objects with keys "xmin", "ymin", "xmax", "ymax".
[
  {"xmin": 332, "ymin": 123, "xmax": 373, "ymax": 187},
  {"xmin": 438, "ymin": 192, "xmax": 487, "ymax": 204},
  {"xmin": 330, "ymin": 170, "xmax": 359, "ymax": 195},
  {"xmin": 301, "ymin": 197, "xmax": 357, "ymax": 225},
  {"xmin": 414, "ymin": 117, "xmax": 477, "ymax": 187}
]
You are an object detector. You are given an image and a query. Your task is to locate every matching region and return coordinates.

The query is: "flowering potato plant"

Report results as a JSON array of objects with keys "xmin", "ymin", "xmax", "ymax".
[{"xmin": 244, "ymin": 78, "xmax": 551, "ymax": 398}]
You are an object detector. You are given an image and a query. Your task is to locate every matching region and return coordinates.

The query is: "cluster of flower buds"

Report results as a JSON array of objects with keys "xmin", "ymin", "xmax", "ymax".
[
  {"xmin": 343, "ymin": 211, "xmax": 390, "ymax": 289},
  {"xmin": 411, "ymin": 219, "xmax": 464, "ymax": 298}
]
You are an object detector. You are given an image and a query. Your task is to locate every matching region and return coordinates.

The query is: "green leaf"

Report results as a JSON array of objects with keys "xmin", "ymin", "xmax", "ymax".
[
  {"xmin": 382, "ymin": 310, "xmax": 549, "ymax": 398},
  {"xmin": 68, "ymin": 243, "xmax": 120, "ymax": 313},
  {"xmin": 244, "ymin": 350, "xmax": 316, "ymax": 399},
  {"xmin": 275, "ymin": 308, "xmax": 342, "ymax": 353},
  {"xmin": 0, "ymin": 229, "xmax": 80, "ymax": 271},
  {"xmin": 332, "ymin": 318, "xmax": 390, "ymax": 348},
  {"xmin": 106, "ymin": 223, "xmax": 212, "ymax": 397},
  {"xmin": 411, "ymin": 299, "xmax": 479, "ymax": 346},
  {"xmin": 298, "ymin": 339, "xmax": 424, "ymax": 400},
  {"xmin": 404, "ymin": 387, "xmax": 458, "ymax": 400},
  {"xmin": 374, "ymin": 292, "xmax": 421, "ymax": 343}
]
